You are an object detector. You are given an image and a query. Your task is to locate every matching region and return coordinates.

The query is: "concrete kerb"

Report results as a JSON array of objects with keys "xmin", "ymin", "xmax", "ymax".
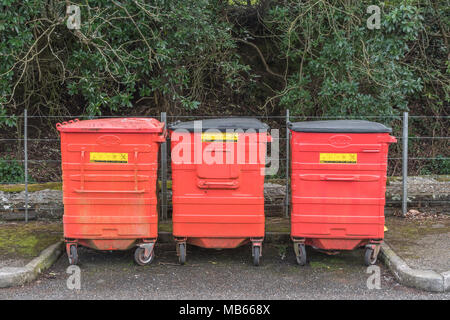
[
  {"xmin": 380, "ymin": 242, "xmax": 448, "ymax": 293},
  {"xmin": 0, "ymin": 241, "xmax": 63, "ymax": 288},
  {"xmin": 442, "ymin": 271, "xmax": 450, "ymax": 292}
]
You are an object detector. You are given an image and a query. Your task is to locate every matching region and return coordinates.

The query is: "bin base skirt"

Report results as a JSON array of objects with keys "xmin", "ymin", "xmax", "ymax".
[
  {"xmin": 308, "ymin": 238, "xmax": 367, "ymax": 251},
  {"xmin": 173, "ymin": 221, "xmax": 264, "ymax": 245},
  {"xmin": 186, "ymin": 237, "xmax": 251, "ymax": 249},
  {"xmin": 76, "ymin": 239, "xmax": 137, "ymax": 251},
  {"xmin": 292, "ymin": 237, "xmax": 381, "ymax": 251}
]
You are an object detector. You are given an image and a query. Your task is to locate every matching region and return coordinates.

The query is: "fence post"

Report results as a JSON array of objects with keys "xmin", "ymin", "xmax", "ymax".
[
  {"xmin": 285, "ymin": 109, "xmax": 290, "ymax": 218},
  {"xmin": 402, "ymin": 112, "xmax": 408, "ymax": 216},
  {"xmin": 160, "ymin": 112, "xmax": 168, "ymax": 221},
  {"xmin": 24, "ymin": 109, "xmax": 28, "ymax": 223}
]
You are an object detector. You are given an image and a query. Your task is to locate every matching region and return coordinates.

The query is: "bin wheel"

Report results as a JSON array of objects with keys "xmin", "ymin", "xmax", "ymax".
[
  {"xmin": 295, "ymin": 244, "xmax": 307, "ymax": 266},
  {"xmin": 134, "ymin": 247, "xmax": 154, "ymax": 266},
  {"xmin": 364, "ymin": 247, "xmax": 377, "ymax": 266},
  {"xmin": 252, "ymin": 246, "xmax": 260, "ymax": 266},
  {"xmin": 178, "ymin": 243, "xmax": 186, "ymax": 265},
  {"xmin": 68, "ymin": 245, "xmax": 78, "ymax": 265}
]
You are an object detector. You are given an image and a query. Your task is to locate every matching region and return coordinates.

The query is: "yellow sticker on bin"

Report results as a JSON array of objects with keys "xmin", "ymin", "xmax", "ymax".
[
  {"xmin": 90, "ymin": 152, "xmax": 128, "ymax": 163},
  {"xmin": 320, "ymin": 153, "xmax": 357, "ymax": 164},
  {"xmin": 201, "ymin": 132, "xmax": 238, "ymax": 142}
]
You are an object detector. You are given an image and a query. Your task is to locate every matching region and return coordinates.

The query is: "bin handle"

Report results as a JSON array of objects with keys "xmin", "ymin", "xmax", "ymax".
[
  {"xmin": 389, "ymin": 135, "xmax": 397, "ymax": 144},
  {"xmin": 73, "ymin": 189, "xmax": 145, "ymax": 194},
  {"xmin": 379, "ymin": 135, "xmax": 397, "ymax": 144},
  {"xmin": 299, "ymin": 174, "xmax": 379, "ymax": 182},
  {"xmin": 197, "ymin": 180, "xmax": 239, "ymax": 189},
  {"xmin": 155, "ymin": 123, "xmax": 167, "ymax": 143},
  {"xmin": 56, "ymin": 119, "xmax": 79, "ymax": 129},
  {"xmin": 323, "ymin": 176, "xmax": 359, "ymax": 182}
]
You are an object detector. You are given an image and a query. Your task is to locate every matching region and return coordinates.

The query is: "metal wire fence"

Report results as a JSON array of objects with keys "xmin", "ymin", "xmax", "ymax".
[{"xmin": 0, "ymin": 111, "xmax": 448, "ymax": 222}]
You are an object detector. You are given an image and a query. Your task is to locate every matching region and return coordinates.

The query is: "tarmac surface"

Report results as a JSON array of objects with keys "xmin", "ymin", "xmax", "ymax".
[{"xmin": 0, "ymin": 243, "xmax": 449, "ymax": 300}]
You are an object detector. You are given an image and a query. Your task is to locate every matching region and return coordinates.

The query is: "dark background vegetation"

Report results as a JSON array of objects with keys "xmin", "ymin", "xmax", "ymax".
[{"xmin": 0, "ymin": 0, "xmax": 448, "ymax": 182}]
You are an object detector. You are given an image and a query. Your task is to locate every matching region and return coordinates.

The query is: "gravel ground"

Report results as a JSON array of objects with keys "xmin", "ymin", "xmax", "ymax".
[
  {"xmin": 388, "ymin": 176, "xmax": 449, "ymax": 195},
  {"xmin": 0, "ymin": 258, "xmax": 29, "ymax": 268},
  {"xmin": 0, "ymin": 243, "xmax": 448, "ymax": 300}
]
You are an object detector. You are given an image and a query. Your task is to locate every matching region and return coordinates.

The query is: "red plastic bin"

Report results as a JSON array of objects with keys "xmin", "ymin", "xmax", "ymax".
[
  {"xmin": 169, "ymin": 118, "xmax": 270, "ymax": 266},
  {"xmin": 57, "ymin": 118, "xmax": 165, "ymax": 265},
  {"xmin": 288, "ymin": 120, "xmax": 396, "ymax": 266}
]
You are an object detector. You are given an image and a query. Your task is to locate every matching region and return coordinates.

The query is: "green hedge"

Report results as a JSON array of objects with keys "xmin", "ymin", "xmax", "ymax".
[{"xmin": 0, "ymin": 0, "xmax": 448, "ymax": 125}]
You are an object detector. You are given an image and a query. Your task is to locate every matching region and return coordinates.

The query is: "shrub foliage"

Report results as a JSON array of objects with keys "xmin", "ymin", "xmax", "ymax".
[{"xmin": 0, "ymin": 0, "xmax": 448, "ymax": 122}]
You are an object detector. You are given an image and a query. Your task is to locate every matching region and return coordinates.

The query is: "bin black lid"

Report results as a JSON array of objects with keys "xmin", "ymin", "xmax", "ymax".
[
  {"xmin": 288, "ymin": 120, "xmax": 392, "ymax": 133},
  {"xmin": 169, "ymin": 117, "xmax": 269, "ymax": 132}
]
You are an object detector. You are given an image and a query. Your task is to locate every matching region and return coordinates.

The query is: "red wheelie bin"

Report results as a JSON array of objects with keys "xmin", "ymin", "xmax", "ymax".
[
  {"xmin": 289, "ymin": 120, "xmax": 396, "ymax": 266},
  {"xmin": 169, "ymin": 118, "xmax": 270, "ymax": 265},
  {"xmin": 57, "ymin": 118, "xmax": 165, "ymax": 265}
]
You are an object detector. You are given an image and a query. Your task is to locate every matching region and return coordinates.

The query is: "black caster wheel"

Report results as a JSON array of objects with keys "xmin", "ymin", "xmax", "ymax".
[
  {"xmin": 68, "ymin": 245, "xmax": 78, "ymax": 265},
  {"xmin": 364, "ymin": 247, "xmax": 377, "ymax": 266},
  {"xmin": 178, "ymin": 243, "xmax": 186, "ymax": 265},
  {"xmin": 134, "ymin": 247, "xmax": 155, "ymax": 266},
  {"xmin": 252, "ymin": 246, "xmax": 261, "ymax": 266},
  {"xmin": 295, "ymin": 244, "xmax": 307, "ymax": 266}
]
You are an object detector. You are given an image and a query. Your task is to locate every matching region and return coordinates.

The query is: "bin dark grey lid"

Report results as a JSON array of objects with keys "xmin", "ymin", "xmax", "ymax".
[
  {"xmin": 288, "ymin": 120, "xmax": 392, "ymax": 133},
  {"xmin": 169, "ymin": 117, "xmax": 269, "ymax": 132}
]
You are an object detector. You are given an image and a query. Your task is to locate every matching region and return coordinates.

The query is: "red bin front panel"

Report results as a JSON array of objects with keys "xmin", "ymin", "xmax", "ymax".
[
  {"xmin": 170, "ymin": 131, "xmax": 268, "ymax": 247},
  {"xmin": 58, "ymin": 118, "xmax": 164, "ymax": 250},
  {"xmin": 290, "ymin": 131, "xmax": 396, "ymax": 249}
]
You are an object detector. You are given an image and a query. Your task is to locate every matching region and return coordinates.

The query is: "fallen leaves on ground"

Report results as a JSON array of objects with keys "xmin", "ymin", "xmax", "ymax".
[{"xmin": 393, "ymin": 208, "xmax": 449, "ymax": 222}]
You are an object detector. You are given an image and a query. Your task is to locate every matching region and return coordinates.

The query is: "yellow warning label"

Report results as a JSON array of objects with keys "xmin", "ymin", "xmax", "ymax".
[
  {"xmin": 320, "ymin": 153, "xmax": 357, "ymax": 164},
  {"xmin": 201, "ymin": 132, "xmax": 238, "ymax": 142},
  {"xmin": 90, "ymin": 152, "xmax": 128, "ymax": 163}
]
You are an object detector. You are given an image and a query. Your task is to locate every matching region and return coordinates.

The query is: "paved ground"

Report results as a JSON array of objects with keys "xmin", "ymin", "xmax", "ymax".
[
  {"xmin": 0, "ymin": 258, "xmax": 29, "ymax": 268},
  {"xmin": 0, "ymin": 243, "xmax": 448, "ymax": 300},
  {"xmin": 385, "ymin": 214, "xmax": 449, "ymax": 273}
]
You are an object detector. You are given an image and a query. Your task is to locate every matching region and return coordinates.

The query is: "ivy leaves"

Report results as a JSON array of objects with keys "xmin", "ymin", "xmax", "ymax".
[
  {"xmin": 0, "ymin": 0, "xmax": 249, "ymax": 123},
  {"xmin": 265, "ymin": 1, "xmax": 426, "ymax": 117}
]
